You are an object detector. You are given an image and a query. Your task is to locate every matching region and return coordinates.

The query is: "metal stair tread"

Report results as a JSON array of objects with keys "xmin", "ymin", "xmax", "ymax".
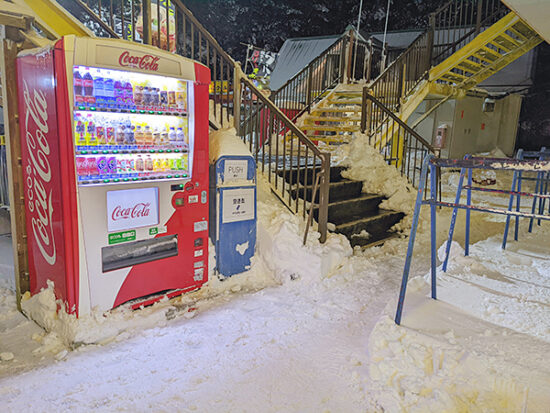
[
  {"xmin": 303, "ymin": 116, "xmax": 361, "ymax": 122},
  {"xmin": 333, "ymin": 209, "xmax": 403, "ymax": 231},
  {"xmin": 327, "ymin": 193, "xmax": 383, "ymax": 207}
]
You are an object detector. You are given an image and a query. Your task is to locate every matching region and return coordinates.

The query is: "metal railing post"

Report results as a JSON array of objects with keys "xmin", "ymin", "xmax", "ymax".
[
  {"xmin": 318, "ymin": 152, "xmax": 331, "ymax": 243},
  {"xmin": 306, "ymin": 67, "xmax": 313, "ymax": 113},
  {"xmin": 233, "ymin": 64, "xmax": 242, "ymax": 133},
  {"xmin": 361, "ymin": 86, "xmax": 368, "ymax": 133}
]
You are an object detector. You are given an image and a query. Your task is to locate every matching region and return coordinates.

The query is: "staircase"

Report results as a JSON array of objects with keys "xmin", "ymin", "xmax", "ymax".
[
  {"xmin": 280, "ymin": 166, "xmax": 404, "ymax": 247},
  {"xmin": 298, "ymin": 1, "xmax": 542, "ymax": 154},
  {"xmin": 299, "ymin": 89, "xmax": 363, "ymax": 143},
  {"xmin": 430, "ymin": 12, "xmax": 543, "ymax": 88}
]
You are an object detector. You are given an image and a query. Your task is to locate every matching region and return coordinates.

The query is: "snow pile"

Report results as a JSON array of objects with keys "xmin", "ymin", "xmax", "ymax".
[
  {"xmin": 256, "ymin": 175, "xmax": 352, "ymax": 284},
  {"xmin": 368, "ymin": 221, "xmax": 550, "ymax": 412},
  {"xmin": 369, "ymin": 315, "xmax": 530, "ymax": 413},
  {"xmin": 332, "ymin": 132, "xmax": 416, "ymax": 223}
]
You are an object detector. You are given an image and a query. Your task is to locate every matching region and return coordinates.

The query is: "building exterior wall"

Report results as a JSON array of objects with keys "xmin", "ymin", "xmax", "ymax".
[{"xmin": 409, "ymin": 94, "xmax": 522, "ymax": 159}]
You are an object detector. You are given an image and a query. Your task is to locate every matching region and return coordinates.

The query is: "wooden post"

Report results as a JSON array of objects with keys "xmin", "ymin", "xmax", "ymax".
[
  {"xmin": 1, "ymin": 39, "xmax": 29, "ymax": 310},
  {"xmin": 475, "ymin": 0, "xmax": 483, "ymax": 36},
  {"xmin": 366, "ymin": 40, "xmax": 372, "ymax": 82},
  {"xmin": 142, "ymin": 0, "xmax": 152, "ymax": 45},
  {"xmin": 346, "ymin": 30, "xmax": 354, "ymax": 83},
  {"xmin": 426, "ymin": 14, "xmax": 435, "ymax": 71}
]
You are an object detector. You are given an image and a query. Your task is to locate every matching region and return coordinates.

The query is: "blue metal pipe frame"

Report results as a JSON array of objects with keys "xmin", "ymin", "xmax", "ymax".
[{"xmin": 395, "ymin": 153, "xmax": 550, "ymax": 325}]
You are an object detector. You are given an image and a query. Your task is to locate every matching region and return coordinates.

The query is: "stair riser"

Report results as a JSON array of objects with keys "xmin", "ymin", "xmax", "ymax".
[
  {"xmin": 290, "ymin": 181, "xmax": 363, "ymax": 203},
  {"xmin": 279, "ymin": 166, "xmax": 346, "ymax": 185},
  {"xmin": 322, "ymin": 197, "xmax": 384, "ymax": 225}
]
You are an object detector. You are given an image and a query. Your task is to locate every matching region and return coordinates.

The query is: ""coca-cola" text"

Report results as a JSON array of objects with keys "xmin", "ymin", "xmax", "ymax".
[
  {"xmin": 118, "ymin": 51, "xmax": 160, "ymax": 71},
  {"xmin": 111, "ymin": 203, "xmax": 151, "ymax": 221},
  {"xmin": 23, "ymin": 80, "xmax": 56, "ymax": 265}
]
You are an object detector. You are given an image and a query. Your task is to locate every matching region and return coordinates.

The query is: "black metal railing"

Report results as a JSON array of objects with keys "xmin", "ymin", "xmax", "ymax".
[
  {"xmin": 368, "ymin": 31, "xmax": 432, "ymax": 114},
  {"xmin": 431, "ymin": 0, "xmax": 508, "ymax": 65},
  {"xmin": 60, "ymin": 0, "xmax": 236, "ymax": 128},
  {"xmin": 361, "ymin": 89, "xmax": 437, "ymax": 188},
  {"xmin": 240, "ymin": 76, "xmax": 330, "ymax": 242},
  {"xmin": 271, "ymin": 35, "xmax": 348, "ymax": 122},
  {"xmin": 271, "ymin": 31, "xmax": 383, "ymax": 123}
]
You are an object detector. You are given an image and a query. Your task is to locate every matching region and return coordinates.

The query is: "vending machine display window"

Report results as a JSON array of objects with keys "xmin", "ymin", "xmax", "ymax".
[{"xmin": 72, "ymin": 66, "xmax": 193, "ymax": 185}]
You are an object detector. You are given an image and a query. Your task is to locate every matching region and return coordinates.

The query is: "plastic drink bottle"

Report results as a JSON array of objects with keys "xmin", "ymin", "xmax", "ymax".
[
  {"xmin": 151, "ymin": 88, "xmax": 160, "ymax": 107},
  {"xmin": 160, "ymin": 90, "xmax": 168, "ymax": 107},
  {"xmin": 107, "ymin": 157, "xmax": 117, "ymax": 175},
  {"xmin": 103, "ymin": 73, "xmax": 114, "ymax": 108},
  {"xmin": 97, "ymin": 156, "xmax": 108, "ymax": 174},
  {"xmin": 114, "ymin": 79, "xmax": 124, "ymax": 108},
  {"xmin": 134, "ymin": 85, "xmax": 143, "ymax": 106},
  {"xmin": 135, "ymin": 155, "xmax": 144, "ymax": 172},
  {"xmin": 144, "ymin": 125, "xmax": 153, "ymax": 146},
  {"xmin": 176, "ymin": 91, "xmax": 185, "ymax": 110},
  {"xmin": 153, "ymin": 157, "xmax": 162, "ymax": 171},
  {"xmin": 168, "ymin": 91, "xmax": 176, "ymax": 107},
  {"xmin": 168, "ymin": 127, "xmax": 176, "ymax": 146},
  {"xmin": 124, "ymin": 81, "xmax": 134, "ymax": 107},
  {"xmin": 106, "ymin": 123, "xmax": 115, "ymax": 145},
  {"xmin": 86, "ymin": 115, "xmax": 97, "ymax": 145},
  {"xmin": 87, "ymin": 156, "xmax": 98, "ymax": 176},
  {"xmin": 83, "ymin": 69, "xmax": 95, "ymax": 105},
  {"xmin": 96, "ymin": 125, "xmax": 106, "ymax": 145},
  {"xmin": 134, "ymin": 125, "xmax": 143, "ymax": 146},
  {"xmin": 143, "ymin": 87, "xmax": 151, "ymax": 107},
  {"xmin": 75, "ymin": 157, "xmax": 87, "ymax": 176},
  {"xmin": 93, "ymin": 69, "xmax": 104, "ymax": 107},
  {"xmin": 153, "ymin": 128, "xmax": 161, "ymax": 146},
  {"xmin": 73, "ymin": 69, "xmax": 84, "ymax": 104},
  {"xmin": 176, "ymin": 127, "xmax": 184, "ymax": 148},
  {"xmin": 145, "ymin": 155, "xmax": 153, "ymax": 171},
  {"xmin": 124, "ymin": 123, "xmax": 135, "ymax": 145},
  {"xmin": 116, "ymin": 123, "xmax": 125, "ymax": 145},
  {"xmin": 160, "ymin": 130, "xmax": 169, "ymax": 145},
  {"xmin": 127, "ymin": 156, "xmax": 135, "ymax": 173}
]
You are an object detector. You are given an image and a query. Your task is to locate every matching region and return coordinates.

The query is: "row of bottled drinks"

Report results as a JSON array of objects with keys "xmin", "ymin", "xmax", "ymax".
[
  {"xmin": 73, "ymin": 66, "xmax": 187, "ymax": 111},
  {"xmin": 74, "ymin": 112, "xmax": 188, "ymax": 148},
  {"xmin": 76, "ymin": 154, "xmax": 189, "ymax": 181}
]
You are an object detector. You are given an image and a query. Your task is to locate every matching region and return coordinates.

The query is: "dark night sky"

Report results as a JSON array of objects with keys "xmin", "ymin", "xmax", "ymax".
[{"xmin": 185, "ymin": 0, "xmax": 447, "ymax": 62}]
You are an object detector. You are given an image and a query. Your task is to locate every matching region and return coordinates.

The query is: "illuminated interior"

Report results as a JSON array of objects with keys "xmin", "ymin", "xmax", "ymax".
[{"xmin": 72, "ymin": 65, "xmax": 192, "ymax": 185}]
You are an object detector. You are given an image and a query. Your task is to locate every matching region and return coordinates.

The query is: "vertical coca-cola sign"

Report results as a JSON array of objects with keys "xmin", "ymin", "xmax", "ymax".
[{"xmin": 17, "ymin": 48, "xmax": 68, "ymax": 298}]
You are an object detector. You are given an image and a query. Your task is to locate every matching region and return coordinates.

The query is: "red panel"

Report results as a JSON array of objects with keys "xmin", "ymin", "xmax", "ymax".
[
  {"xmin": 193, "ymin": 62, "xmax": 210, "ymax": 85},
  {"xmin": 17, "ymin": 46, "xmax": 73, "ymax": 308},
  {"xmin": 54, "ymin": 39, "xmax": 80, "ymax": 314},
  {"xmin": 112, "ymin": 64, "xmax": 211, "ymax": 308}
]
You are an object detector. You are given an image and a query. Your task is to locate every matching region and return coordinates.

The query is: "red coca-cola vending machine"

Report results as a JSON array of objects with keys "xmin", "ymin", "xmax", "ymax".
[{"xmin": 17, "ymin": 35, "xmax": 210, "ymax": 316}]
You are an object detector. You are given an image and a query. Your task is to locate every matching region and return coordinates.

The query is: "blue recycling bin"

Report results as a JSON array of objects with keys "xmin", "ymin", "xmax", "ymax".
[{"xmin": 209, "ymin": 152, "xmax": 256, "ymax": 277}]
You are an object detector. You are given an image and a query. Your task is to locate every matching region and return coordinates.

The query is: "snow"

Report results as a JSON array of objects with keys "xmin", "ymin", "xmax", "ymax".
[
  {"xmin": 1, "ymin": 128, "xmax": 549, "ymax": 411},
  {"xmin": 209, "ymin": 127, "xmax": 252, "ymax": 163}
]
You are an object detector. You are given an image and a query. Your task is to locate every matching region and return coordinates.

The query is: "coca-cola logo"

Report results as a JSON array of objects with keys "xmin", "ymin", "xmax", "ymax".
[
  {"xmin": 111, "ymin": 203, "xmax": 151, "ymax": 221},
  {"xmin": 22, "ymin": 80, "xmax": 56, "ymax": 265},
  {"xmin": 118, "ymin": 51, "xmax": 160, "ymax": 71}
]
